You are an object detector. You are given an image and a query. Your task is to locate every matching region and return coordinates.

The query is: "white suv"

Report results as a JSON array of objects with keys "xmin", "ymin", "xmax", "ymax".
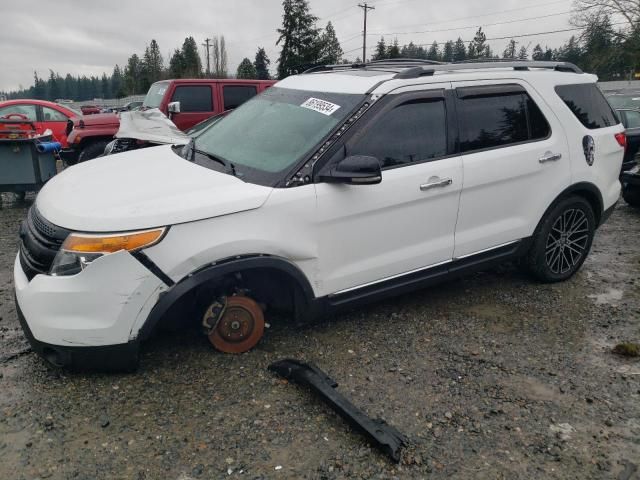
[{"xmin": 15, "ymin": 60, "xmax": 624, "ymax": 370}]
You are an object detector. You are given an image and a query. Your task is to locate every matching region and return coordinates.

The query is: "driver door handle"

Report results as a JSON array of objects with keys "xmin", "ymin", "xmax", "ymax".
[
  {"xmin": 539, "ymin": 151, "xmax": 562, "ymax": 163},
  {"xmin": 420, "ymin": 177, "xmax": 453, "ymax": 191}
]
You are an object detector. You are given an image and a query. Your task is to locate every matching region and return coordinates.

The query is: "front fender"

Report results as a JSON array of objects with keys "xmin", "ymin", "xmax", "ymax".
[{"xmin": 136, "ymin": 254, "xmax": 317, "ymax": 341}]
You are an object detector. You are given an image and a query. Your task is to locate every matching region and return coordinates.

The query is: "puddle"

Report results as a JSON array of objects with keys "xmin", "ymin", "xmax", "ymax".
[{"xmin": 588, "ymin": 288, "xmax": 624, "ymax": 305}]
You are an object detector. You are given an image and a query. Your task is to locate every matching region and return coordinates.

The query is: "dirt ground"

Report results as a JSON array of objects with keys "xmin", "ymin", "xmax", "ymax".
[{"xmin": 0, "ymin": 194, "xmax": 638, "ymax": 480}]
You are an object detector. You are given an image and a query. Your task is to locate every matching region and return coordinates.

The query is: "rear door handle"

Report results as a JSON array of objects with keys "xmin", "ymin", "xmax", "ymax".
[
  {"xmin": 420, "ymin": 177, "xmax": 453, "ymax": 191},
  {"xmin": 539, "ymin": 151, "xmax": 562, "ymax": 163}
]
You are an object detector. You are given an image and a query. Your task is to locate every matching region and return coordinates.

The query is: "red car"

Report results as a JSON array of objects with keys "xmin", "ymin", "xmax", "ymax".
[
  {"xmin": 80, "ymin": 105, "xmax": 101, "ymax": 115},
  {"xmin": 0, "ymin": 99, "xmax": 80, "ymax": 148}
]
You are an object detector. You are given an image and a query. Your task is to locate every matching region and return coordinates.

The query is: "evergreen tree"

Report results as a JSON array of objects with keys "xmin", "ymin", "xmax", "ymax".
[
  {"xmin": 427, "ymin": 42, "xmax": 440, "ymax": 61},
  {"xmin": 373, "ymin": 37, "xmax": 387, "ymax": 60},
  {"xmin": 125, "ymin": 54, "xmax": 142, "ymax": 94},
  {"xmin": 517, "ymin": 46, "xmax": 529, "ymax": 60},
  {"xmin": 319, "ymin": 21, "xmax": 343, "ymax": 64},
  {"xmin": 453, "ymin": 37, "xmax": 466, "ymax": 61},
  {"xmin": 387, "ymin": 38, "xmax": 401, "ymax": 58},
  {"xmin": 471, "ymin": 28, "xmax": 487, "ymax": 58},
  {"xmin": 237, "ymin": 58, "xmax": 258, "ymax": 79},
  {"xmin": 442, "ymin": 41, "xmax": 455, "ymax": 62},
  {"xmin": 63, "ymin": 74, "xmax": 76, "ymax": 100},
  {"xmin": 111, "ymin": 65, "xmax": 125, "ymax": 98},
  {"xmin": 47, "ymin": 70, "xmax": 60, "ymax": 100},
  {"xmin": 100, "ymin": 73, "xmax": 110, "ymax": 98},
  {"xmin": 502, "ymin": 39, "xmax": 517, "ymax": 59},
  {"xmin": 33, "ymin": 72, "xmax": 46, "ymax": 99},
  {"xmin": 277, "ymin": 0, "xmax": 321, "ymax": 78},
  {"xmin": 169, "ymin": 49, "xmax": 185, "ymax": 78},
  {"xmin": 181, "ymin": 36, "xmax": 203, "ymax": 78},
  {"xmin": 532, "ymin": 44, "xmax": 545, "ymax": 61},
  {"xmin": 543, "ymin": 47, "xmax": 554, "ymax": 61},
  {"xmin": 254, "ymin": 47, "xmax": 271, "ymax": 79},
  {"xmin": 142, "ymin": 39, "xmax": 164, "ymax": 89}
]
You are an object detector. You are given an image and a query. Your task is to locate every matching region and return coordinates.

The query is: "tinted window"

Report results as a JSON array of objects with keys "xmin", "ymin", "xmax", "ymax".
[
  {"xmin": 459, "ymin": 92, "xmax": 550, "ymax": 153},
  {"xmin": 0, "ymin": 104, "xmax": 37, "ymax": 121},
  {"xmin": 223, "ymin": 85, "xmax": 258, "ymax": 110},
  {"xmin": 556, "ymin": 84, "xmax": 618, "ymax": 129},
  {"xmin": 42, "ymin": 106, "xmax": 68, "ymax": 121},
  {"xmin": 171, "ymin": 86, "xmax": 213, "ymax": 112},
  {"xmin": 351, "ymin": 99, "xmax": 447, "ymax": 169}
]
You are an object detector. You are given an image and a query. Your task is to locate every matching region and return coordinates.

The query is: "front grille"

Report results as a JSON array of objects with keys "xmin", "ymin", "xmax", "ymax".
[{"xmin": 19, "ymin": 207, "xmax": 70, "ymax": 280}]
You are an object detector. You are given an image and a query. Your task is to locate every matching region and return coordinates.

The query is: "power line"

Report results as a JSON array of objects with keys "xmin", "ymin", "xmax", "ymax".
[{"xmin": 367, "ymin": 10, "xmax": 574, "ymax": 37}]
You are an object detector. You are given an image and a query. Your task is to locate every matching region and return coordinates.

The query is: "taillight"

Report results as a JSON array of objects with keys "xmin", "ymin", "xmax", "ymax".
[{"xmin": 615, "ymin": 132, "xmax": 627, "ymax": 150}]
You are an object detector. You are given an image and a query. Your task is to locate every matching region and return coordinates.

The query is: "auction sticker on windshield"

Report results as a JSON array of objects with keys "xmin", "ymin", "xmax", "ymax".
[{"xmin": 301, "ymin": 98, "xmax": 341, "ymax": 116}]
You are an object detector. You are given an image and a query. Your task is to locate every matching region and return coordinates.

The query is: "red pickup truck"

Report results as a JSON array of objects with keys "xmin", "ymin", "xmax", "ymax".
[{"xmin": 64, "ymin": 78, "xmax": 275, "ymax": 163}]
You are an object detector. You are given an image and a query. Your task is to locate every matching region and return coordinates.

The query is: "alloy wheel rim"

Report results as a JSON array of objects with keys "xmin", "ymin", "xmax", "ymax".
[{"xmin": 545, "ymin": 208, "xmax": 589, "ymax": 275}]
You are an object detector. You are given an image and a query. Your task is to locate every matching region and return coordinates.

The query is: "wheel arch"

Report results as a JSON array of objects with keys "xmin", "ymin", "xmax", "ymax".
[
  {"xmin": 137, "ymin": 254, "xmax": 318, "ymax": 341},
  {"xmin": 540, "ymin": 182, "xmax": 604, "ymax": 228}
]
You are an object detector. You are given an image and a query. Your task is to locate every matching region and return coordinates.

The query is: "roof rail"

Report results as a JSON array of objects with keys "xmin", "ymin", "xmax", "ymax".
[
  {"xmin": 394, "ymin": 60, "xmax": 583, "ymax": 79},
  {"xmin": 367, "ymin": 58, "xmax": 444, "ymax": 66}
]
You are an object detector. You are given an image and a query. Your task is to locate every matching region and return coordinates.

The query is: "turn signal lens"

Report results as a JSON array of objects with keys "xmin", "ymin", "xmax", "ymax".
[
  {"xmin": 615, "ymin": 132, "xmax": 627, "ymax": 150},
  {"xmin": 61, "ymin": 228, "xmax": 166, "ymax": 254}
]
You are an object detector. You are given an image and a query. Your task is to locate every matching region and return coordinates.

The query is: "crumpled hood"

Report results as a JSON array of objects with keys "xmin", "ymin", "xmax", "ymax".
[
  {"xmin": 116, "ymin": 109, "xmax": 190, "ymax": 145},
  {"xmin": 36, "ymin": 145, "xmax": 273, "ymax": 232},
  {"xmin": 77, "ymin": 113, "xmax": 120, "ymax": 127}
]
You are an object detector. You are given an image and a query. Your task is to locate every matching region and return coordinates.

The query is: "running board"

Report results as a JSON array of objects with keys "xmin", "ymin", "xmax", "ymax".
[{"xmin": 268, "ymin": 359, "xmax": 408, "ymax": 462}]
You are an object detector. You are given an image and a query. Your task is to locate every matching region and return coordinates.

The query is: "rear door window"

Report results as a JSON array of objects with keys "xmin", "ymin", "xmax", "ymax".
[
  {"xmin": 223, "ymin": 85, "xmax": 258, "ymax": 110},
  {"xmin": 555, "ymin": 84, "xmax": 618, "ymax": 129},
  {"xmin": 171, "ymin": 85, "xmax": 213, "ymax": 112},
  {"xmin": 457, "ymin": 88, "xmax": 551, "ymax": 153}
]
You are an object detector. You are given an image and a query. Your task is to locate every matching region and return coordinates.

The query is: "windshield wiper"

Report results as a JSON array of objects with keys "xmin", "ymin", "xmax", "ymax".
[{"xmin": 186, "ymin": 139, "xmax": 238, "ymax": 177}]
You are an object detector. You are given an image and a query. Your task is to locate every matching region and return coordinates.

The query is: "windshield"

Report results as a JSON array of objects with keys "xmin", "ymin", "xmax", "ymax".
[
  {"xmin": 143, "ymin": 81, "xmax": 170, "ymax": 109},
  {"xmin": 193, "ymin": 87, "xmax": 363, "ymax": 185}
]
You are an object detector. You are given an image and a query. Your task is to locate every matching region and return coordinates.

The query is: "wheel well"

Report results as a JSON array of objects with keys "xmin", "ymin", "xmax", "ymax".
[
  {"xmin": 547, "ymin": 183, "xmax": 604, "ymax": 226},
  {"xmin": 570, "ymin": 188, "xmax": 602, "ymax": 225},
  {"xmin": 140, "ymin": 256, "xmax": 317, "ymax": 340}
]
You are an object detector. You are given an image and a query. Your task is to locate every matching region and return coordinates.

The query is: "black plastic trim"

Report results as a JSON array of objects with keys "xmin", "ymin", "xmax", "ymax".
[
  {"xmin": 132, "ymin": 251, "xmax": 175, "ymax": 287},
  {"xmin": 138, "ymin": 255, "xmax": 317, "ymax": 341},
  {"xmin": 456, "ymin": 83, "xmax": 526, "ymax": 99}
]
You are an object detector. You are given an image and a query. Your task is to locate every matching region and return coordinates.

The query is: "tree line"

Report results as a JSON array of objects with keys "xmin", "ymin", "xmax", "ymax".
[{"xmin": 3, "ymin": 0, "xmax": 640, "ymax": 102}]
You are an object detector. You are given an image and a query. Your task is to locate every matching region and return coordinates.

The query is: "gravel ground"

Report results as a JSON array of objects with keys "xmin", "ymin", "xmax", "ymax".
[{"xmin": 0, "ymin": 194, "xmax": 639, "ymax": 479}]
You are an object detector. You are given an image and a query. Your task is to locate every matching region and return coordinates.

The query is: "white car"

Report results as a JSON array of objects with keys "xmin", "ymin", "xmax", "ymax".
[{"xmin": 15, "ymin": 60, "xmax": 624, "ymax": 370}]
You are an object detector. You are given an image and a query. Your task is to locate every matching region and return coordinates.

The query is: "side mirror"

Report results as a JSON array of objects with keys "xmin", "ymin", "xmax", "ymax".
[
  {"xmin": 167, "ymin": 101, "xmax": 181, "ymax": 114},
  {"xmin": 318, "ymin": 155, "xmax": 382, "ymax": 185}
]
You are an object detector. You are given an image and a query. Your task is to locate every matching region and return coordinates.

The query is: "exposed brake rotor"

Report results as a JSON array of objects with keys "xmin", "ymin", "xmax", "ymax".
[{"xmin": 203, "ymin": 295, "xmax": 265, "ymax": 354}]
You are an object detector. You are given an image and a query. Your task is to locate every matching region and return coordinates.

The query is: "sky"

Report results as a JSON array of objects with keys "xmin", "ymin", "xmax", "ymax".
[{"xmin": 0, "ymin": 0, "xmax": 580, "ymax": 92}]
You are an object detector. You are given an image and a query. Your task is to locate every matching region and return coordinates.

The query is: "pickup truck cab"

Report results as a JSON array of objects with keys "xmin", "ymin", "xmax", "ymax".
[{"xmin": 64, "ymin": 78, "xmax": 275, "ymax": 164}]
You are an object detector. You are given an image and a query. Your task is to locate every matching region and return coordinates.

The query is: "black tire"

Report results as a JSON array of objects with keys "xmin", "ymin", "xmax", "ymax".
[
  {"xmin": 78, "ymin": 140, "xmax": 109, "ymax": 162},
  {"xmin": 622, "ymin": 184, "xmax": 640, "ymax": 208},
  {"xmin": 526, "ymin": 195, "xmax": 595, "ymax": 283}
]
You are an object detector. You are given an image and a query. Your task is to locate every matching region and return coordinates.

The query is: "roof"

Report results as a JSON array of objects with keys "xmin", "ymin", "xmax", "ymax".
[
  {"xmin": 0, "ymin": 99, "xmax": 80, "ymax": 117},
  {"xmin": 276, "ymin": 59, "xmax": 596, "ymax": 95}
]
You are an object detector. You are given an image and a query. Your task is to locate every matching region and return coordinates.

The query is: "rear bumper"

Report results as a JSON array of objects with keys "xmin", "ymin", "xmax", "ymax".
[{"xmin": 621, "ymin": 168, "xmax": 640, "ymax": 186}]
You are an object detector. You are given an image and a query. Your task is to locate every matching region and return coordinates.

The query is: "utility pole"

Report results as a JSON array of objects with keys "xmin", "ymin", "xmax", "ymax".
[
  {"xmin": 358, "ymin": 3, "xmax": 375, "ymax": 63},
  {"xmin": 202, "ymin": 38, "xmax": 212, "ymax": 76}
]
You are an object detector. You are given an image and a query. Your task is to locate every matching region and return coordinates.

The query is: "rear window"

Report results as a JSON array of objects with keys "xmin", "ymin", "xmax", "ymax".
[{"xmin": 555, "ymin": 84, "xmax": 618, "ymax": 129}]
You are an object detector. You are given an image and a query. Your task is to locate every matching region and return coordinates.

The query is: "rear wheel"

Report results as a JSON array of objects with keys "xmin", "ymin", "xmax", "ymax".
[
  {"xmin": 78, "ymin": 140, "xmax": 108, "ymax": 162},
  {"xmin": 526, "ymin": 196, "xmax": 595, "ymax": 283}
]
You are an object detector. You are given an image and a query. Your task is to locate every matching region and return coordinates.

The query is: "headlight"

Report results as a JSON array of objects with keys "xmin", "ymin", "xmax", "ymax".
[{"xmin": 50, "ymin": 228, "xmax": 166, "ymax": 276}]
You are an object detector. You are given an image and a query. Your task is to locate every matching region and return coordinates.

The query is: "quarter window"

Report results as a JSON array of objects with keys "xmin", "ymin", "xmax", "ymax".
[
  {"xmin": 171, "ymin": 86, "xmax": 213, "ymax": 112},
  {"xmin": 622, "ymin": 110, "xmax": 640, "ymax": 129},
  {"xmin": 351, "ymin": 98, "xmax": 447, "ymax": 169},
  {"xmin": 223, "ymin": 85, "xmax": 258, "ymax": 110},
  {"xmin": 458, "ymin": 90, "xmax": 550, "ymax": 153},
  {"xmin": 555, "ymin": 83, "xmax": 618, "ymax": 129},
  {"xmin": 42, "ymin": 107, "xmax": 68, "ymax": 121}
]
